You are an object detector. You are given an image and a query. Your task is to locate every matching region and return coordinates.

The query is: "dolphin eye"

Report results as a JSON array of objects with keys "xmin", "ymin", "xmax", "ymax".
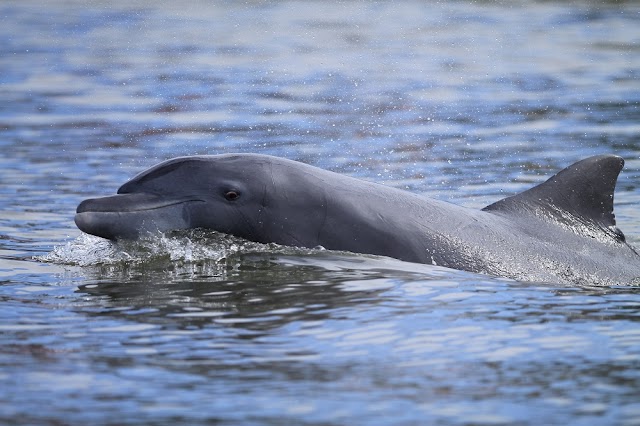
[{"xmin": 224, "ymin": 190, "xmax": 240, "ymax": 201}]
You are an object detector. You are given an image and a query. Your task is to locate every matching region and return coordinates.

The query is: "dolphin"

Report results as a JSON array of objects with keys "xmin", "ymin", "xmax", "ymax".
[{"xmin": 75, "ymin": 154, "xmax": 640, "ymax": 285}]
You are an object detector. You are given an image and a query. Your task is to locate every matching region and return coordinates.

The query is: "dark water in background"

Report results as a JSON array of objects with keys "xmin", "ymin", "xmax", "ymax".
[{"xmin": 1, "ymin": 0, "xmax": 640, "ymax": 424}]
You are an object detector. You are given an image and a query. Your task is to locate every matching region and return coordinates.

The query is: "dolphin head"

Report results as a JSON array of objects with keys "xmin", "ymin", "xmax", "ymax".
[{"xmin": 75, "ymin": 155, "xmax": 275, "ymax": 241}]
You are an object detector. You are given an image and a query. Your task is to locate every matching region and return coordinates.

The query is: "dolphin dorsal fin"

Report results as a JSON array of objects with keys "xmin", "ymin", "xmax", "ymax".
[{"xmin": 482, "ymin": 155, "xmax": 625, "ymax": 240}]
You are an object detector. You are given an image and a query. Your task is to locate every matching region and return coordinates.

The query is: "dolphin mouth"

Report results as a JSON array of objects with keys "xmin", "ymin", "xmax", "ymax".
[
  {"xmin": 75, "ymin": 193, "xmax": 204, "ymax": 240},
  {"xmin": 76, "ymin": 193, "xmax": 203, "ymax": 214}
]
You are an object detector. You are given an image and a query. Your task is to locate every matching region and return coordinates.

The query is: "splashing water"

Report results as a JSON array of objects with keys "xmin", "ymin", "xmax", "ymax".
[{"xmin": 38, "ymin": 229, "xmax": 272, "ymax": 267}]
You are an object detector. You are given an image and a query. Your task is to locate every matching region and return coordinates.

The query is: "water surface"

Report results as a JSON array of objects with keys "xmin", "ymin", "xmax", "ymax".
[{"xmin": 1, "ymin": 1, "xmax": 640, "ymax": 425}]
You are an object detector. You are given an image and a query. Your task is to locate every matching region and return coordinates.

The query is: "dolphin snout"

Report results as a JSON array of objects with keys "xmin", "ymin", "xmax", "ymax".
[
  {"xmin": 75, "ymin": 193, "xmax": 201, "ymax": 240},
  {"xmin": 74, "ymin": 211, "xmax": 122, "ymax": 240}
]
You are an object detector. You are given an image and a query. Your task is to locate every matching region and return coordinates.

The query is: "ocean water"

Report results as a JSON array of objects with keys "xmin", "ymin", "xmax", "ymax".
[{"xmin": 1, "ymin": 1, "xmax": 639, "ymax": 425}]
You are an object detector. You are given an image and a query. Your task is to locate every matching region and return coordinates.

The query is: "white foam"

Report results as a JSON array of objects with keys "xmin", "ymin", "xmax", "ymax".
[{"xmin": 36, "ymin": 230, "xmax": 270, "ymax": 266}]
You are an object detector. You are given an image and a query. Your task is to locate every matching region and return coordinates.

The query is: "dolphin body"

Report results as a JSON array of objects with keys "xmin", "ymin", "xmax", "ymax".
[{"xmin": 75, "ymin": 154, "xmax": 640, "ymax": 286}]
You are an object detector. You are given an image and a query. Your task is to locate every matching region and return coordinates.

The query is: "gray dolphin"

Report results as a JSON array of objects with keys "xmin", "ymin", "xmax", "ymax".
[{"xmin": 75, "ymin": 154, "xmax": 640, "ymax": 285}]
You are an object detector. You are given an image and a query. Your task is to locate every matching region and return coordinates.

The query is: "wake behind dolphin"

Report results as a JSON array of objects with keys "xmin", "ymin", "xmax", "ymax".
[{"xmin": 75, "ymin": 154, "xmax": 640, "ymax": 286}]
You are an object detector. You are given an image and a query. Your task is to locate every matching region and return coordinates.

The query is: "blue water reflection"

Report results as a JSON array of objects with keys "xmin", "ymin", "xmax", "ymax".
[{"xmin": 1, "ymin": 1, "xmax": 640, "ymax": 425}]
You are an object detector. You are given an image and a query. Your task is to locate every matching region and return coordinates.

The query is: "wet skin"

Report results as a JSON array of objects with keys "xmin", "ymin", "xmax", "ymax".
[{"xmin": 76, "ymin": 154, "xmax": 640, "ymax": 285}]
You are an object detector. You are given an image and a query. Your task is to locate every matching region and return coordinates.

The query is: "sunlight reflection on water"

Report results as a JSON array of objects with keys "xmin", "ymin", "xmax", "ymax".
[{"xmin": 2, "ymin": 0, "xmax": 640, "ymax": 425}]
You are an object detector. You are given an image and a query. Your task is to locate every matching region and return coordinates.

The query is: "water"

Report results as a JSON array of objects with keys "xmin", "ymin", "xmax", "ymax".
[{"xmin": 2, "ymin": 0, "xmax": 640, "ymax": 424}]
